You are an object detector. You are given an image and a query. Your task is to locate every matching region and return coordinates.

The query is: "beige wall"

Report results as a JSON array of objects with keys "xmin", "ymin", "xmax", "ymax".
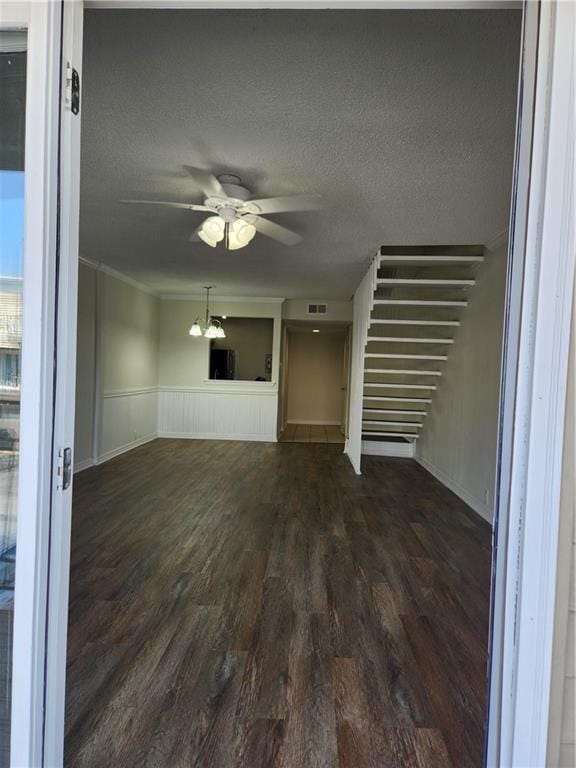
[
  {"xmin": 282, "ymin": 298, "xmax": 352, "ymax": 323},
  {"xmin": 73, "ymin": 264, "xmax": 160, "ymax": 468},
  {"xmin": 286, "ymin": 330, "xmax": 345, "ymax": 424},
  {"xmin": 416, "ymin": 240, "xmax": 508, "ymax": 522},
  {"xmin": 549, "ymin": 294, "xmax": 575, "ymax": 768},
  {"xmin": 211, "ymin": 317, "xmax": 273, "ymax": 381},
  {"xmin": 159, "ymin": 299, "xmax": 282, "ymax": 387},
  {"xmin": 100, "ymin": 271, "xmax": 159, "ymax": 393},
  {"xmin": 74, "ymin": 263, "xmax": 97, "ymax": 466}
]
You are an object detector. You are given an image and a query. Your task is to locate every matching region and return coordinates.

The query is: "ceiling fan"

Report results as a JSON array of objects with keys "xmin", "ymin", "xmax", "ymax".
[{"xmin": 121, "ymin": 167, "xmax": 321, "ymax": 249}]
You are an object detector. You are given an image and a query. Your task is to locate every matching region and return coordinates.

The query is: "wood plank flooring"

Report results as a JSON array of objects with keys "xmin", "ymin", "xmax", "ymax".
[
  {"xmin": 280, "ymin": 423, "xmax": 345, "ymax": 444},
  {"xmin": 65, "ymin": 439, "xmax": 492, "ymax": 768}
]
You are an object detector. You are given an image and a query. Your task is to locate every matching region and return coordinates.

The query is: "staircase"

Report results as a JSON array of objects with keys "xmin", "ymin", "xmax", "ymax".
[{"xmin": 362, "ymin": 245, "xmax": 485, "ymax": 450}]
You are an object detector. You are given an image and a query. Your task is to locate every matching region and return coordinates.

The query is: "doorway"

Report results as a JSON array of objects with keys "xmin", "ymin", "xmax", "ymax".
[
  {"xmin": 30, "ymin": 1, "xmax": 576, "ymax": 768},
  {"xmin": 280, "ymin": 324, "xmax": 349, "ymax": 444}
]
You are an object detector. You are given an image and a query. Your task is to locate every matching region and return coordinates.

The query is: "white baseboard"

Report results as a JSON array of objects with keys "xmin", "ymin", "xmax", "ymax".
[
  {"xmin": 96, "ymin": 433, "xmax": 158, "ymax": 466},
  {"xmin": 286, "ymin": 419, "xmax": 342, "ymax": 426},
  {"xmin": 415, "ymin": 454, "xmax": 493, "ymax": 524},
  {"xmin": 157, "ymin": 431, "xmax": 277, "ymax": 443},
  {"xmin": 362, "ymin": 440, "xmax": 415, "ymax": 458},
  {"xmin": 73, "ymin": 457, "xmax": 95, "ymax": 474}
]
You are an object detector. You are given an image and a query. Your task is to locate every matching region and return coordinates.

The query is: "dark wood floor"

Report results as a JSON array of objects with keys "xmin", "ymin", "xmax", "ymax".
[{"xmin": 65, "ymin": 439, "xmax": 492, "ymax": 768}]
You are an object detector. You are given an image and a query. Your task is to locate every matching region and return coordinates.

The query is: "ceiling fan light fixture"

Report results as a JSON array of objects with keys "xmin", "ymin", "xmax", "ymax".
[
  {"xmin": 227, "ymin": 219, "xmax": 257, "ymax": 250},
  {"xmin": 198, "ymin": 229, "xmax": 218, "ymax": 248},
  {"xmin": 199, "ymin": 216, "xmax": 225, "ymax": 247}
]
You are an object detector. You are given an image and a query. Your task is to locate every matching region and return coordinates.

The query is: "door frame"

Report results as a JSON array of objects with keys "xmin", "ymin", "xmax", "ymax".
[
  {"xmin": 487, "ymin": 2, "xmax": 575, "ymax": 765},
  {"xmin": 43, "ymin": 1, "xmax": 575, "ymax": 767},
  {"xmin": 1, "ymin": 2, "xmax": 63, "ymax": 766}
]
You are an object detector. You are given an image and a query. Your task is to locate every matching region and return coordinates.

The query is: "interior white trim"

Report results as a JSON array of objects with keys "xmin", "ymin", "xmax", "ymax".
[
  {"xmin": 79, "ymin": 254, "xmax": 158, "ymax": 296},
  {"xmin": 158, "ymin": 430, "xmax": 276, "ymax": 442},
  {"xmin": 162, "ymin": 384, "xmax": 278, "ymax": 395},
  {"xmin": 96, "ymin": 432, "xmax": 158, "ymax": 465},
  {"xmin": 415, "ymin": 454, "xmax": 492, "ymax": 523},
  {"xmin": 160, "ymin": 293, "xmax": 285, "ymax": 303},
  {"xmin": 102, "ymin": 386, "xmax": 159, "ymax": 397},
  {"xmin": 73, "ymin": 458, "xmax": 96, "ymax": 474}
]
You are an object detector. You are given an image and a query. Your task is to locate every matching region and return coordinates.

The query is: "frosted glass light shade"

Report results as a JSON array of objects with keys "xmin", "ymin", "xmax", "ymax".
[
  {"xmin": 228, "ymin": 219, "xmax": 256, "ymax": 250},
  {"xmin": 189, "ymin": 322, "xmax": 202, "ymax": 336},
  {"xmin": 204, "ymin": 324, "xmax": 219, "ymax": 339},
  {"xmin": 199, "ymin": 216, "xmax": 225, "ymax": 247}
]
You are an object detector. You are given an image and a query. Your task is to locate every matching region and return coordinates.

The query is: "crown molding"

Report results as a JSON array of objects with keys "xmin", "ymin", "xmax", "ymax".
[
  {"xmin": 160, "ymin": 294, "xmax": 285, "ymax": 304},
  {"xmin": 78, "ymin": 256, "xmax": 159, "ymax": 297}
]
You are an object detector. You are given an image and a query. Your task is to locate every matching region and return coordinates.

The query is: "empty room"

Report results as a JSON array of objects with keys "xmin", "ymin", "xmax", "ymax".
[{"xmin": 63, "ymin": 7, "xmax": 522, "ymax": 768}]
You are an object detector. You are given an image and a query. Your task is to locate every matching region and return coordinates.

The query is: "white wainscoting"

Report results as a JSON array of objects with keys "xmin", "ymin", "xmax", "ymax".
[
  {"xmin": 158, "ymin": 386, "xmax": 278, "ymax": 442},
  {"xmin": 100, "ymin": 388, "xmax": 159, "ymax": 463}
]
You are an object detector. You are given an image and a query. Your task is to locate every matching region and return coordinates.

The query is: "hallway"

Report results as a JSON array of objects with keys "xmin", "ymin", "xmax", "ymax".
[{"xmin": 65, "ymin": 439, "xmax": 491, "ymax": 768}]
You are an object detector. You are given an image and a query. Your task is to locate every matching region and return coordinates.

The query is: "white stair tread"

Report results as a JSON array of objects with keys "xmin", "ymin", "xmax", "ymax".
[
  {"xmin": 365, "ymin": 368, "xmax": 443, "ymax": 376},
  {"xmin": 365, "ymin": 353, "xmax": 447, "ymax": 360},
  {"xmin": 378, "ymin": 255, "xmax": 484, "ymax": 264},
  {"xmin": 362, "ymin": 431, "xmax": 420, "ymax": 439},
  {"xmin": 363, "ymin": 420, "xmax": 422, "ymax": 428},
  {"xmin": 376, "ymin": 278, "xmax": 475, "ymax": 286},
  {"xmin": 374, "ymin": 299, "xmax": 468, "ymax": 306},
  {"xmin": 363, "ymin": 396, "xmax": 432, "ymax": 403},
  {"xmin": 363, "ymin": 409, "xmax": 427, "ymax": 415},
  {"xmin": 367, "ymin": 336, "xmax": 454, "ymax": 344},
  {"xmin": 370, "ymin": 319, "xmax": 460, "ymax": 326},
  {"xmin": 363, "ymin": 382, "xmax": 437, "ymax": 389}
]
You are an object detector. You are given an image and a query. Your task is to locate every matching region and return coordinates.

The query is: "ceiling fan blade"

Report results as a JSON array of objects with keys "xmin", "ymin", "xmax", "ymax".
[
  {"xmin": 251, "ymin": 216, "xmax": 302, "ymax": 246},
  {"xmin": 121, "ymin": 199, "xmax": 210, "ymax": 212},
  {"xmin": 183, "ymin": 166, "xmax": 226, "ymax": 198},
  {"xmin": 244, "ymin": 193, "xmax": 322, "ymax": 215}
]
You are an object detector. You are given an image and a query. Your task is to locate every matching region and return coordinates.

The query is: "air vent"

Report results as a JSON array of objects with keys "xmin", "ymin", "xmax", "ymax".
[{"xmin": 307, "ymin": 303, "xmax": 327, "ymax": 315}]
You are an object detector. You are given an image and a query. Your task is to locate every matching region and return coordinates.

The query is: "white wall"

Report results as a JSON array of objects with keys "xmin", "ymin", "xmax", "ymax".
[
  {"xmin": 157, "ymin": 297, "xmax": 282, "ymax": 442},
  {"xmin": 415, "ymin": 240, "xmax": 508, "ymax": 522},
  {"xmin": 285, "ymin": 331, "xmax": 345, "ymax": 425},
  {"xmin": 73, "ymin": 262, "xmax": 160, "ymax": 469},
  {"xmin": 345, "ymin": 254, "xmax": 379, "ymax": 474}
]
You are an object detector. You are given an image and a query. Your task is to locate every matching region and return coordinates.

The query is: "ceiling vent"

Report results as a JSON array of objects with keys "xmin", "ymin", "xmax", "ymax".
[{"xmin": 307, "ymin": 303, "xmax": 327, "ymax": 315}]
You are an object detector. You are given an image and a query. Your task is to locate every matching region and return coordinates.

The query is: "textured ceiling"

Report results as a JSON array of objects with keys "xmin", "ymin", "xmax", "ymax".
[{"xmin": 80, "ymin": 9, "xmax": 521, "ymax": 298}]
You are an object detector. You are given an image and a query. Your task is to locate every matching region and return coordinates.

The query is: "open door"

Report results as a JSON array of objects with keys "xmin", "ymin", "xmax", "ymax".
[{"xmin": 0, "ymin": 1, "xmax": 83, "ymax": 766}]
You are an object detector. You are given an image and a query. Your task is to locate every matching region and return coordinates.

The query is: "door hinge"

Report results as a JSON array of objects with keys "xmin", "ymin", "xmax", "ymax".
[
  {"xmin": 64, "ymin": 61, "xmax": 80, "ymax": 115},
  {"xmin": 56, "ymin": 447, "xmax": 72, "ymax": 491}
]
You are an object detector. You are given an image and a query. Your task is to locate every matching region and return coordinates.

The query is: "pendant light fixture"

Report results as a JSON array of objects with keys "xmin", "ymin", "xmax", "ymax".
[{"xmin": 189, "ymin": 286, "xmax": 226, "ymax": 339}]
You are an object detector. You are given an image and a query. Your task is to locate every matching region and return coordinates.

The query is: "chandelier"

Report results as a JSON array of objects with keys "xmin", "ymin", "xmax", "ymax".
[{"xmin": 189, "ymin": 286, "xmax": 226, "ymax": 339}]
